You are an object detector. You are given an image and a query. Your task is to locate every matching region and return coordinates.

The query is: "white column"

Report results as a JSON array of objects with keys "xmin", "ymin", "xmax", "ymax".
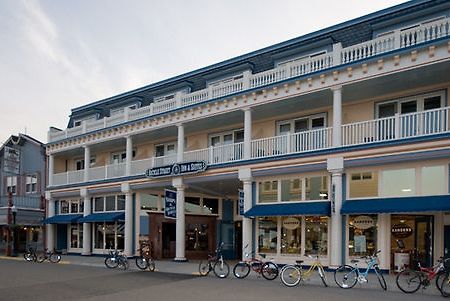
[
  {"xmin": 45, "ymin": 191, "xmax": 55, "ymax": 251},
  {"xmin": 81, "ymin": 188, "xmax": 92, "ymax": 255},
  {"xmin": 435, "ymin": 212, "xmax": 445, "ymax": 261},
  {"xmin": 177, "ymin": 124, "xmax": 184, "ymax": 163},
  {"xmin": 83, "ymin": 145, "xmax": 90, "ymax": 182},
  {"xmin": 173, "ymin": 177, "xmax": 186, "ymax": 261},
  {"xmin": 48, "ymin": 154, "xmax": 54, "ymax": 186},
  {"xmin": 327, "ymin": 157, "xmax": 344, "ymax": 267},
  {"xmin": 239, "ymin": 168, "xmax": 253, "ymax": 259},
  {"xmin": 125, "ymin": 136, "xmax": 132, "ymax": 176},
  {"xmin": 243, "ymin": 108, "xmax": 252, "ymax": 160},
  {"xmin": 332, "ymin": 85, "xmax": 342, "ymax": 147},
  {"xmin": 378, "ymin": 213, "xmax": 391, "ymax": 270},
  {"xmin": 122, "ymin": 183, "xmax": 133, "ymax": 256}
]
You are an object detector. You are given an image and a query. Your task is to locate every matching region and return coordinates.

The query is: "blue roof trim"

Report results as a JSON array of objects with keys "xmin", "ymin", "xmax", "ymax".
[
  {"xmin": 244, "ymin": 201, "xmax": 331, "ymax": 217},
  {"xmin": 77, "ymin": 212, "xmax": 125, "ymax": 223},
  {"xmin": 43, "ymin": 214, "xmax": 83, "ymax": 224},
  {"xmin": 341, "ymin": 195, "xmax": 450, "ymax": 214}
]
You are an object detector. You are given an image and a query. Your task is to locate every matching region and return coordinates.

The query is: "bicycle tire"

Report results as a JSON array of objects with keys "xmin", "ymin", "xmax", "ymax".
[
  {"xmin": 213, "ymin": 260, "xmax": 230, "ymax": 278},
  {"xmin": 36, "ymin": 254, "xmax": 46, "ymax": 263},
  {"xmin": 148, "ymin": 259, "xmax": 156, "ymax": 272},
  {"xmin": 118, "ymin": 257, "xmax": 129, "ymax": 270},
  {"xmin": 439, "ymin": 271, "xmax": 450, "ymax": 297},
  {"xmin": 334, "ymin": 265, "xmax": 358, "ymax": 289},
  {"xmin": 318, "ymin": 266, "xmax": 328, "ymax": 287},
  {"xmin": 24, "ymin": 252, "xmax": 36, "ymax": 262},
  {"xmin": 233, "ymin": 262, "xmax": 250, "ymax": 279},
  {"xmin": 280, "ymin": 265, "xmax": 302, "ymax": 287},
  {"xmin": 374, "ymin": 266, "xmax": 387, "ymax": 290},
  {"xmin": 396, "ymin": 269, "xmax": 422, "ymax": 293},
  {"xmin": 135, "ymin": 257, "xmax": 148, "ymax": 270},
  {"xmin": 261, "ymin": 261, "xmax": 279, "ymax": 280},
  {"xmin": 198, "ymin": 260, "xmax": 211, "ymax": 276},
  {"xmin": 104, "ymin": 257, "xmax": 118, "ymax": 269},
  {"xmin": 49, "ymin": 253, "xmax": 61, "ymax": 263}
]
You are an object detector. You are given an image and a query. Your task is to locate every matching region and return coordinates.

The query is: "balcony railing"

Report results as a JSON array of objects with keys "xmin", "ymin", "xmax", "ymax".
[
  {"xmin": 0, "ymin": 196, "xmax": 43, "ymax": 209},
  {"xmin": 48, "ymin": 17, "xmax": 450, "ymax": 143}
]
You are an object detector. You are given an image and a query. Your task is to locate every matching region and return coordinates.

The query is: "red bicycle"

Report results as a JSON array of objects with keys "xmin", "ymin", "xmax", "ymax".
[{"xmin": 233, "ymin": 245, "xmax": 279, "ymax": 280}]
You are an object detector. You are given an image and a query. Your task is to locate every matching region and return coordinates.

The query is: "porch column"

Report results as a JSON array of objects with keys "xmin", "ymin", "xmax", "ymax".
[
  {"xmin": 378, "ymin": 214, "xmax": 391, "ymax": 270},
  {"xmin": 332, "ymin": 85, "xmax": 342, "ymax": 147},
  {"xmin": 122, "ymin": 183, "xmax": 133, "ymax": 256},
  {"xmin": 45, "ymin": 191, "xmax": 55, "ymax": 251},
  {"xmin": 239, "ymin": 168, "xmax": 253, "ymax": 259},
  {"xmin": 173, "ymin": 177, "xmax": 186, "ymax": 261},
  {"xmin": 81, "ymin": 188, "xmax": 92, "ymax": 255},
  {"xmin": 83, "ymin": 145, "xmax": 90, "ymax": 182},
  {"xmin": 48, "ymin": 154, "xmax": 54, "ymax": 186},
  {"xmin": 327, "ymin": 157, "xmax": 344, "ymax": 267},
  {"xmin": 177, "ymin": 124, "xmax": 184, "ymax": 163},
  {"xmin": 243, "ymin": 108, "xmax": 252, "ymax": 160},
  {"xmin": 125, "ymin": 136, "xmax": 133, "ymax": 176}
]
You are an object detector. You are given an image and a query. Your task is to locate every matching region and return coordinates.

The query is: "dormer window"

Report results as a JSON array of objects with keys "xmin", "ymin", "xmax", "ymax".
[
  {"xmin": 208, "ymin": 74, "xmax": 244, "ymax": 87},
  {"xmin": 110, "ymin": 103, "xmax": 140, "ymax": 116},
  {"xmin": 153, "ymin": 88, "xmax": 190, "ymax": 103},
  {"xmin": 277, "ymin": 51, "xmax": 327, "ymax": 67},
  {"xmin": 73, "ymin": 115, "xmax": 98, "ymax": 127}
]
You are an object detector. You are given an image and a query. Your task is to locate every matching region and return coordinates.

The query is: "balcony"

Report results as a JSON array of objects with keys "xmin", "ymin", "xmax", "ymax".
[
  {"xmin": 48, "ymin": 17, "xmax": 450, "ymax": 143},
  {"xmin": 48, "ymin": 106, "xmax": 450, "ymax": 187},
  {"xmin": 0, "ymin": 196, "xmax": 44, "ymax": 209}
]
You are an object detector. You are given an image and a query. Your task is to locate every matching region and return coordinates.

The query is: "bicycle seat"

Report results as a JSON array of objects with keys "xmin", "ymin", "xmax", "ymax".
[
  {"xmin": 295, "ymin": 260, "xmax": 304, "ymax": 264},
  {"xmin": 351, "ymin": 259, "xmax": 359, "ymax": 263}
]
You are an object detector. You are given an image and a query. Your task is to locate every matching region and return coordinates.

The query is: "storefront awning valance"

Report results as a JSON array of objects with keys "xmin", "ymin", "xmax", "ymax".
[
  {"xmin": 43, "ymin": 214, "xmax": 83, "ymax": 224},
  {"xmin": 244, "ymin": 201, "xmax": 331, "ymax": 217},
  {"xmin": 77, "ymin": 212, "xmax": 125, "ymax": 223},
  {"xmin": 341, "ymin": 195, "xmax": 450, "ymax": 214}
]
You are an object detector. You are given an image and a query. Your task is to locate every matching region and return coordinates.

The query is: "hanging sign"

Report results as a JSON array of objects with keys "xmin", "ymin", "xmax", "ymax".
[
  {"xmin": 238, "ymin": 189, "xmax": 245, "ymax": 215},
  {"xmin": 391, "ymin": 223, "xmax": 413, "ymax": 238},
  {"xmin": 352, "ymin": 215, "xmax": 374, "ymax": 230},
  {"xmin": 330, "ymin": 184, "xmax": 335, "ymax": 213},
  {"xmin": 146, "ymin": 161, "xmax": 207, "ymax": 178},
  {"xmin": 164, "ymin": 189, "xmax": 177, "ymax": 219},
  {"xmin": 282, "ymin": 217, "xmax": 301, "ymax": 230},
  {"xmin": 3, "ymin": 146, "xmax": 20, "ymax": 174}
]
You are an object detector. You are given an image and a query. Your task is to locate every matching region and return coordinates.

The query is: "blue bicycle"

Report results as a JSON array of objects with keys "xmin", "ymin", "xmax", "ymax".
[{"xmin": 334, "ymin": 250, "xmax": 387, "ymax": 290}]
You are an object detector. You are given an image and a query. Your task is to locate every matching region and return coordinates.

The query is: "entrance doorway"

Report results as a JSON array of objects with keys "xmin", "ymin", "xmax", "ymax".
[
  {"xmin": 162, "ymin": 222, "xmax": 176, "ymax": 258},
  {"xmin": 234, "ymin": 221, "xmax": 242, "ymax": 259},
  {"xmin": 444, "ymin": 225, "xmax": 450, "ymax": 258}
]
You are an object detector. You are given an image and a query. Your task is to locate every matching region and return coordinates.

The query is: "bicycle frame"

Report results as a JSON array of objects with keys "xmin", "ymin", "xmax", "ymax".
[
  {"xmin": 301, "ymin": 261, "xmax": 325, "ymax": 279},
  {"xmin": 353, "ymin": 257, "xmax": 378, "ymax": 279}
]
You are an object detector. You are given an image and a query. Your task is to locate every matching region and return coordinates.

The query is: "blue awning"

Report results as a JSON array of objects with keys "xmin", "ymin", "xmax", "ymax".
[
  {"xmin": 77, "ymin": 212, "xmax": 125, "ymax": 223},
  {"xmin": 244, "ymin": 201, "xmax": 331, "ymax": 217},
  {"xmin": 341, "ymin": 195, "xmax": 450, "ymax": 214},
  {"xmin": 43, "ymin": 214, "xmax": 83, "ymax": 224}
]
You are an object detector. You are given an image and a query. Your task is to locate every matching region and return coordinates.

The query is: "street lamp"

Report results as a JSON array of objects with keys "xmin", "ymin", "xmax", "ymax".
[{"xmin": 11, "ymin": 205, "xmax": 17, "ymax": 257}]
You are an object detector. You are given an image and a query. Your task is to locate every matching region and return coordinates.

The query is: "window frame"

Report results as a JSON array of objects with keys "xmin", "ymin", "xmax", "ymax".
[{"xmin": 276, "ymin": 113, "xmax": 327, "ymax": 136}]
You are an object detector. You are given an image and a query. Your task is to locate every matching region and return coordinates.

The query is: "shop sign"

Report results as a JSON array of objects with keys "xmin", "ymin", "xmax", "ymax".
[
  {"xmin": 391, "ymin": 223, "xmax": 413, "ymax": 238},
  {"xmin": 164, "ymin": 189, "xmax": 177, "ymax": 219},
  {"xmin": 238, "ymin": 189, "xmax": 244, "ymax": 215},
  {"xmin": 352, "ymin": 215, "xmax": 374, "ymax": 230},
  {"xmin": 3, "ymin": 146, "xmax": 20, "ymax": 175},
  {"xmin": 330, "ymin": 184, "xmax": 335, "ymax": 213},
  {"xmin": 146, "ymin": 161, "xmax": 207, "ymax": 178},
  {"xmin": 282, "ymin": 217, "xmax": 301, "ymax": 230}
]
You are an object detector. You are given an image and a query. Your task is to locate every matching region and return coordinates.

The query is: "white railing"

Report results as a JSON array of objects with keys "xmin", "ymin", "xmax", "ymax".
[
  {"xmin": 153, "ymin": 154, "xmax": 177, "ymax": 167},
  {"xmin": 130, "ymin": 158, "xmax": 153, "ymax": 175},
  {"xmin": 48, "ymin": 17, "xmax": 450, "ymax": 143},
  {"xmin": 106, "ymin": 163, "xmax": 126, "ymax": 178},
  {"xmin": 342, "ymin": 116, "xmax": 396, "ymax": 146},
  {"xmin": 184, "ymin": 148, "xmax": 210, "ymax": 163},
  {"xmin": 210, "ymin": 143, "xmax": 244, "ymax": 164},
  {"xmin": 89, "ymin": 165, "xmax": 107, "ymax": 181}
]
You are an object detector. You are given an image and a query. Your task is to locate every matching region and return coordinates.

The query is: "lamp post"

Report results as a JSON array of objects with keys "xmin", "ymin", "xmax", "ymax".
[{"xmin": 11, "ymin": 205, "xmax": 17, "ymax": 257}]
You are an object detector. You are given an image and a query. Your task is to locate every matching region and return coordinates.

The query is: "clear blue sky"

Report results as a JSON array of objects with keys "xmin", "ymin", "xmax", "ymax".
[{"xmin": 0, "ymin": 0, "xmax": 406, "ymax": 144}]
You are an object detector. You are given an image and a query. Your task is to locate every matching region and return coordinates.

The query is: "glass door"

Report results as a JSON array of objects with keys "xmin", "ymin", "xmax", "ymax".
[{"xmin": 415, "ymin": 216, "xmax": 433, "ymax": 268}]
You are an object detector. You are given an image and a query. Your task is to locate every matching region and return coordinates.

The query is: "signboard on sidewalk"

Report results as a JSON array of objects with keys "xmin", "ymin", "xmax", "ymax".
[
  {"xmin": 3, "ymin": 146, "xmax": 20, "ymax": 174},
  {"xmin": 146, "ymin": 161, "xmax": 207, "ymax": 178},
  {"xmin": 164, "ymin": 189, "xmax": 177, "ymax": 219},
  {"xmin": 238, "ymin": 189, "xmax": 245, "ymax": 215}
]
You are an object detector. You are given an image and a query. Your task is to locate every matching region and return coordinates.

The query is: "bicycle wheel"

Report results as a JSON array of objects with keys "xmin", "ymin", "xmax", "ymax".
[
  {"xmin": 213, "ymin": 260, "xmax": 230, "ymax": 278},
  {"xmin": 374, "ymin": 266, "xmax": 387, "ymax": 291},
  {"xmin": 104, "ymin": 257, "xmax": 118, "ymax": 269},
  {"xmin": 436, "ymin": 271, "xmax": 445, "ymax": 293},
  {"xmin": 36, "ymin": 254, "xmax": 46, "ymax": 263},
  {"xmin": 280, "ymin": 265, "xmax": 302, "ymax": 287},
  {"xmin": 317, "ymin": 266, "xmax": 328, "ymax": 287},
  {"xmin": 49, "ymin": 253, "xmax": 61, "ymax": 263},
  {"xmin": 135, "ymin": 257, "xmax": 148, "ymax": 270},
  {"xmin": 118, "ymin": 257, "xmax": 129, "ymax": 270},
  {"xmin": 23, "ymin": 252, "xmax": 35, "ymax": 262},
  {"xmin": 439, "ymin": 272, "xmax": 450, "ymax": 297},
  {"xmin": 148, "ymin": 259, "xmax": 156, "ymax": 272},
  {"xmin": 233, "ymin": 262, "xmax": 250, "ymax": 279},
  {"xmin": 198, "ymin": 260, "xmax": 211, "ymax": 276},
  {"xmin": 396, "ymin": 269, "xmax": 422, "ymax": 293},
  {"xmin": 261, "ymin": 261, "xmax": 279, "ymax": 280},
  {"xmin": 334, "ymin": 265, "xmax": 358, "ymax": 289}
]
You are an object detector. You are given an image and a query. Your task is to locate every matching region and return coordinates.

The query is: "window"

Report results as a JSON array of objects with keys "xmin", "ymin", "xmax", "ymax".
[
  {"xmin": 94, "ymin": 222, "xmax": 124, "ymax": 250},
  {"xmin": 349, "ymin": 172, "xmax": 378, "ymax": 198},
  {"xmin": 277, "ymin": 113, "xmax": 326, "ymax": 135},
  {"xmin": 155, "ymin": 143, "xmax": 176, "ymax": 157},
  {"xmin": 305, "ymin": 216, "xmax": 328, "ymax": 255},
  {"xmin": 208, "ymin": 74, "xmax": 243, "ymax": 88},
  {"xmin": 73, "ymin": 115, "xmax": 98, "ymax": 127},
  {"xmin": 6, "ymin": 176, "xmax": 17, "ymax": 194},
  {"xmin": 117, "ymin": 195, "xmax": 126, "ymax": 211},
  {"xmin": 281, "ymin": 179, "xmax": 301, "ymax": 202},
  {"xmin": 258, "ymin": 217, "xmax": 277, "ymax": 253},
  {"xmin": 209, "ymin": 129, "xmax": 244, "ymax": 146},
  {"xmin": 305, "ymin": 176, "xmax": 328, "ymax": 200},
  {"xmin": 185, "ymin": 197, "xmax": 201, "ymax": 214},
  {"xmin": 140, "ymin": 194, "xmax": 160, "ymax": 211},
  {"xmin": 75, "ymin": 157, "xmax": 96, "ymax": 170},
  {"xmin": 421, "ymin": 166, "xmax": 446, "ymax": 195},
  {"xmin": 70, "ymin": 201, "xmax": 79, "ymax": 213},
  {"xmin": 281, "ymin": 217, "xmax": 301, "ymax": 254},
  {"xmin": 186, "ymin": 224, "xmax": 209, "ymax": 251},
  {"xmin": 277, "ymin": 51, "xmax": 327, "ymax": 67},
  {"xmin": 94, "ymin": 197, "xmax": 104, "ymax": 212},
  {"xmin": 110, "ymin": 103, "xmax": 139, "ymax": 116},
  {"xmin": 376, "ymin": 91, "xmax": 444, "ymax": 118},
  {"xmin": 60, "ymin": 201, "xmax": 69, "ymax": 214},
  {"xmin": 25, "ymin": 175, "xmax": 37, "ymax": 193},
  {"xmin": 203, "ymin": 198, "xmax": 218, "ymax": 214},
  {"xmin": 258, "ymin": 181, "xmax": 278, "ymax": 203},
  {"xmin": 349, "ymin": 215, "xmax": 377, "ymax": 257},
  {"xmin": 105, "ymin": 196, "xmax": 116, "ymax": 211},
  {"xmin": 93, "ymin": 195, "xmax": 125, "ymax": 212},
  {"xmin": 69, "ymin": 224, "xmax": 83, "ymax": 249},
  {"xmin": 381, "ymin": 168, "xmax": 415, "ymax": 197},
  {"xmin": 111, "ymin": 151, "xmax": 134, "ymax": 164}
]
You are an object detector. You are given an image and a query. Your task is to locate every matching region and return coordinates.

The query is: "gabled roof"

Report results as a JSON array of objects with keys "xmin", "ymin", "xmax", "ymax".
[{"xmin": 0, "ymin": 134, "xmax": 44, "ymax": 153}]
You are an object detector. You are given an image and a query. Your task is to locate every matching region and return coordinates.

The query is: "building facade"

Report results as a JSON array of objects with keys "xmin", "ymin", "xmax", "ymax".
[
  {"xmin": 45, "ymin": 0, "xmax": 450, "ymax": 270},
  {"xmin": 0, "ymin": 134, "xmax": 46, "ymax": 255}
]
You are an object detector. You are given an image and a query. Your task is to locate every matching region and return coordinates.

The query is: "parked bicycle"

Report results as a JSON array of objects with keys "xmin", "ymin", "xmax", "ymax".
[
  {"xmin": 334, "ymin": 250, "xmax": 386, "ymax": 290},
  {"xmin": 23, "ymin": 246, "xmax": 38, "ymax": 262},
  {"xmin": 198, "ymin": 242, "xmax": 230, "ymax": 278},
  {"xmin": 280, "ymin": 254, "xmax": 327, "ymax": 287},
  {"xmin": 233, "ymin": 245, "xmax": 279, "ymax": 280},
  {"xmin": 104, "ymin": 248, "xmax": 129, "ymax": 270},
  {"xmin": 135, "ymin": 241, "xmax": 156, "ymax": 271},
  {"xmin": 36, "ymin": 248, "xmax": 61, "ymax": 263},
  {"xmin": 396, "ymin": 256, "xmax": 449, "ymax": 296}
]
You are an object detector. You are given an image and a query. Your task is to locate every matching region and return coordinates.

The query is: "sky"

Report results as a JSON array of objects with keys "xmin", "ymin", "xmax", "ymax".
[{"xmin": 0, "ymin": 0, "xmax": 407, "ymax": 144}]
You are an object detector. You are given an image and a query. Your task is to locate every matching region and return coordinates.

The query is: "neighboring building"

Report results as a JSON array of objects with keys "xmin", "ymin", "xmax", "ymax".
[
  {"xmin": 0, "ymin": 134, "xmax": 46, "ymax": 255},
  {"xmin": 45, "ymin": 0, "xmax": 450, "ymax": 270}
]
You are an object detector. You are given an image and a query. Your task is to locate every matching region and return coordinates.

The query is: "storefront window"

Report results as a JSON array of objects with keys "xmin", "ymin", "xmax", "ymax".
[
  {"xmin": 421, "ymin": 166, "xmax": 446, "ymax": 195},
  {"xmin": 381, "ymin": 168, "xmax": 415, "ymax": 197},
  {"xmin": 105, "ymin": 196, "xmax": 116, "ymax": 211},
  {"xmin": 281, "ymin": 217, "xmax": 301, "ymax": 254},
  {"xmin": 259, "ymin": 181, "xmax": 278, "ymax": 203},
  {"xmin": 258, "ymin": 217, "xmax": 277, "ymax": 253},
  {"xmin": 117, "ymin": 223, "xmax": 124, "ymax": 250},
  {"xmin": 305, "ymin": 176, "xmax": 328, "ymax": 200},
  {"xmin": 185, "ymin": 197, "xmax": 202, "ymax": 214},
  {"xmin": 281, "ymin": 179, "xmax": 301, "ymax": 202},
  {"xmin": 105, "ymin": 223, "xmax": 116, "ymax": 249},
  {"xmin": 70, "ymin": 225, "xmax": 79, "ymax": 248},
  {"xmin": 349, "ymin": 215, "xmax": 377, "ymax": 256},
  {"xmin": 203, "ymin": 198, "xmax": 218, "ymax": 214},
  {"xmin": 141, "ymin": 194, "xmax": 160, "ymax": 211},
  {"xmin": 94, "ymin": 223, "xmax": 104, "ymax": 249},
  {"xmin": 349, "ymin": 172, "xmax": 378, "ymax": 198},
  {"xmin": 186, "ymin": 224, "xmax": 208, "ymax": 250},
  {"xmin": 305, "ymin": 216, "xmax": 328, "ymax": 256}
]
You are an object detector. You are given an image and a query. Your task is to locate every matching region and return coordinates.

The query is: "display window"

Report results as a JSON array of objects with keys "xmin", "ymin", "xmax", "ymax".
[
  {"xmin": 348, "ymin": 215, "xmax": 378, "ymax": 257},
  {"xmin": 281, "ymin": 217, "xmax": 301, "ymax": 254},
  {"xmin": 93, "ymin": 222, "xmax": 124, "ymax": 251},
  {"xmin": 305, "ymin": 216, "xmax": 328, "ymax": 256},
  {"xmin": 258, "ymin": 217, "xmax": 278, "ymax": 253},
  {"xmin": 186, "ymin": 224, "xmax": 209, "ymax": 251},
  {"xmin": 69, "ymin": 224, "xmax": 83, "ymax": 249}
]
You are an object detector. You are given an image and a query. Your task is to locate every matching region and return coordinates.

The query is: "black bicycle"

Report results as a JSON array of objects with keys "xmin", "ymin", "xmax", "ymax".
[
  {"xmin": 104, "ymin": 249, "xmax": 129, "ymax": 270},
  {"xmin": 36, "ymin": 248, "xmax": 61, "ymax": 263},
  {"xmin": 135, "ymin": 241, "xmax": 156, "ymax": 271},
  {"xmin": 198, "ymin": 242, "xmax": 230, "ymax": 278},
  {"xmin": 23, "ymin": 247, "xmax": 38, "ymax": 262}
]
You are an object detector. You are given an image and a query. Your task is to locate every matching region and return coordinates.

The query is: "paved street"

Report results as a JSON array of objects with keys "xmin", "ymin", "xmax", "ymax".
[{"xmin": 0, "ymin": 258, "xmax": 444, "ymax": 301}]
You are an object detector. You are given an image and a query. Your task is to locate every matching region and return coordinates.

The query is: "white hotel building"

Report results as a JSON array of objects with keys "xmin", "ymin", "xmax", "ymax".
[{"xmin": 45, "ymin": 0, "xmax": 450, "ymax": 271}]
